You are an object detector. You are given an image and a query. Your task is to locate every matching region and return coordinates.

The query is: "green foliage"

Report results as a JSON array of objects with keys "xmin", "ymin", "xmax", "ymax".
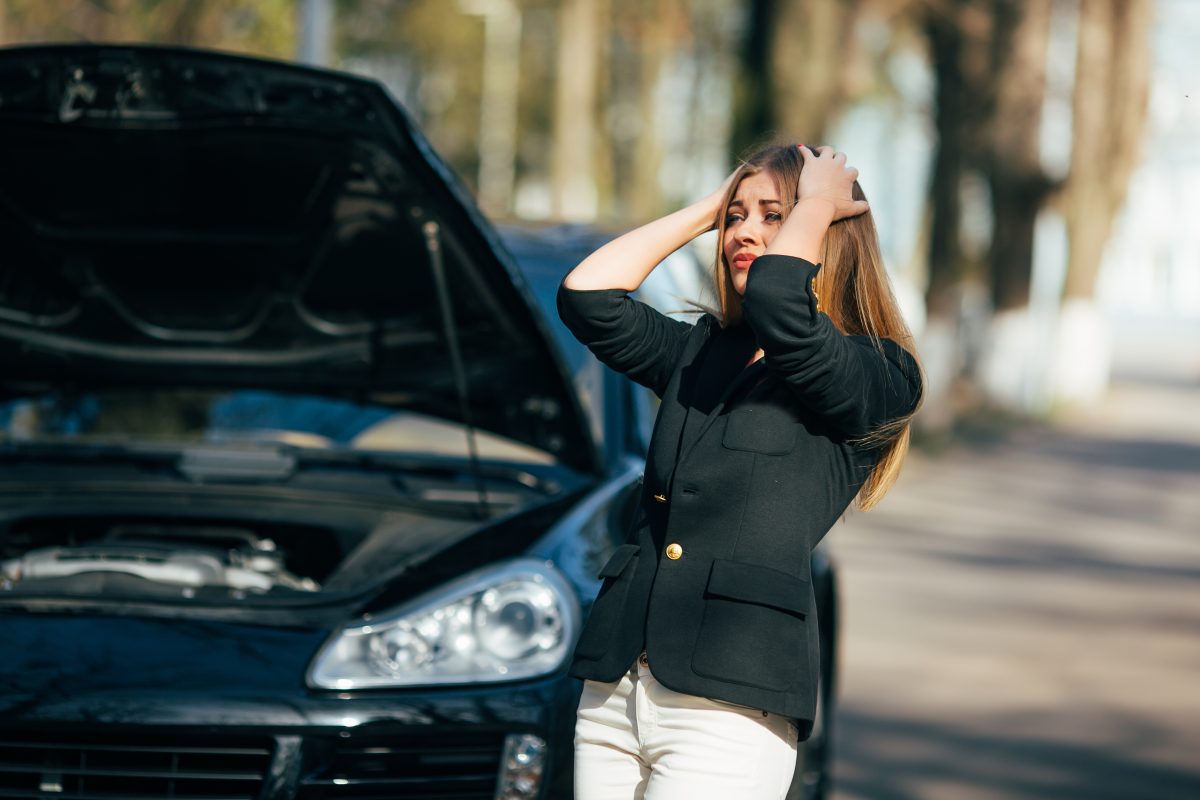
[
  {"xmin": 334, "ymin": 0, "xmax": 485, "ymax": 192},
  {"xmin": 0, "ymin": 0, "xmax": 297, "ymax": 59}
]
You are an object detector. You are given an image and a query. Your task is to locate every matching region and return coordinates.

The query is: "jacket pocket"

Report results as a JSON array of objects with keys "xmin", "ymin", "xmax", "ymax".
[
  {"xmin": 574, "ymin": 544, "xmax": 641, "ymax": 661},
  {"xmin": 691, "ymin": 559, "xmax": 809, "ymax": 692},
  {"xmin": 721, "ymin": 407, "xmax": 797, "ymax": 455}
]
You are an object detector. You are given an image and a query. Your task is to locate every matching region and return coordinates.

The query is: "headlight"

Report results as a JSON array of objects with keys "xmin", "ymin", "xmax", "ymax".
[{"xmin": 308, "ymin": 558, "xmax": 580, "ymax": 689}]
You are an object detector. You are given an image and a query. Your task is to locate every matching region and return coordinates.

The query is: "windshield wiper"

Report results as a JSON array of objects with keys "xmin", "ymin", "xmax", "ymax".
[
  {"xmin": 177, "ymin": 444, "xmax": 296, "ymax": 481},
  {"xmin": 0, "ymin": 439, "xmax": 297, "ymax": 482},
  {"xmin": 0, "ymin": 439, "xmax": 554, "ymax": 497}
]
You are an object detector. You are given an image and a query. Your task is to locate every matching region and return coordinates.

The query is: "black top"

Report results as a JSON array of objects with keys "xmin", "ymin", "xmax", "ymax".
[{"xmin": 557, "ymin": 254, "xmax": 921, "ymax": 727}]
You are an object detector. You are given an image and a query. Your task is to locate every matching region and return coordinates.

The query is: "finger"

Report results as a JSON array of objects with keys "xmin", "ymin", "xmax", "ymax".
[
  {"xmin": 832, "ymin": 151, "xmax": 848, "ymax": 165},
  {"xmin": 848, "ymin": 199, "xmax": 870, "ymax": 218},
  {"xmin": 846, "ymin": 166, "xmax": 860, "ymax": 182},
  {"xmin": 817, "ymin": 145, "xmax": 834, "ymax": 157},
  {"xmin": 797, "ymin": 143, "xmax": 816, "ymax": 160}
]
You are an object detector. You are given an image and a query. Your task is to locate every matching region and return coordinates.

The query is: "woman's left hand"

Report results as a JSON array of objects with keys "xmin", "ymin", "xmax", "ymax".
[
  {"xmin": 796, "ymin": 145, "xmax": 869, "ymax": 222},
  {"xmin": 761, "ymin": 146, "xmax": 868, "ymax": 263}
]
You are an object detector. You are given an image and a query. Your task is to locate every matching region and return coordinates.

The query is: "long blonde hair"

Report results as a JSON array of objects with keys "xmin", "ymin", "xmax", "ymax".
[{"xmin": 713, "ymin": 143, "xmax": 923, "ymax": 511}]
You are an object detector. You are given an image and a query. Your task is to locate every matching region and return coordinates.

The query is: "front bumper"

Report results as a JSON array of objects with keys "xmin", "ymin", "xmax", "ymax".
[
  {"xmin": 2, "ymin": 679, "xmax": 579, "ymax": 800},
  {"xmin": 0, "ymin": 613, "xmax": 580, "ymax": 799}
]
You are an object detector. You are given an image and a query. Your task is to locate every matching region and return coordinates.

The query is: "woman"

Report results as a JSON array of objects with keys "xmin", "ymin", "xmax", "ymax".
[{"xmin": 558, "ymin": 143, "xmax": 922, "ymax": 799}]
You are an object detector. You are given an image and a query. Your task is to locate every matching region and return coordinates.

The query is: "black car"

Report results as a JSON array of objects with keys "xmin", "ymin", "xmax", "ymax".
[{"xmin": 0, "ymin": 45, "xmax": 837, "ymax": 800}]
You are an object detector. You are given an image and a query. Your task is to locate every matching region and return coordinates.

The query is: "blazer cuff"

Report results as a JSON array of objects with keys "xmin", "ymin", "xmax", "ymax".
[
  {"xmin": 556, "ymin": 282, "xmax": 632, "ymax": 340},
  {"xmin": 742, "ymin": 254, "xmax": 822, "ymax": 324}
]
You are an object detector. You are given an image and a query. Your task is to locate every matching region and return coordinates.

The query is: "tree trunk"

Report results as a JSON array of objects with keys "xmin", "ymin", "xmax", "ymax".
[
  {"xmin": 730, "ymin": 0, "xmax": 778, "ymax": 159},
  {"xmin": 1061, "ymin": 0, "xmax": 1153, "ymax": 301},
  {"xmin": 1050, "ymin": 0, "xmax": 1153, "ymax": 408},
  {"xmin": 985, "ymin": 0, "xmax": 1053, "ymax": 313},
  {"xmin": 552, "ymin": 0, "xmax": 601, "ymax": 219},
  {"xmin": 629, "ymin": 0, "xmax": 676, "ymax": 221},
  {"xmin": 922, "ymin": 6, "xmax": 972, "ymax": 319},
  {"xmin": 770, "ymin": 0, "xmax": 864, "ymax": 144}
]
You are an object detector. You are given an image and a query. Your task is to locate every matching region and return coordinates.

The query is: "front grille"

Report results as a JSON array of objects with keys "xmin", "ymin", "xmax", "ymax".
[
  {"xmin": 298, "ymin": 732, "xmax": 505, "ymax": 800},
  {"xmin": 0, "ymin": 730, "xmax": 273, "ymax": 800}
]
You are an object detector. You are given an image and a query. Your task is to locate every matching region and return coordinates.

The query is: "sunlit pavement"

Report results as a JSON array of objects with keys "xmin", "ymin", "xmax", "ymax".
[{"xmin": 826, "ymin": 380, "xmax": 1200, "ymax": 800}]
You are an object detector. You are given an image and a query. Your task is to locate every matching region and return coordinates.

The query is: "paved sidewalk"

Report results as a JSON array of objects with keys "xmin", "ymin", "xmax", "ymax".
[{"xmin": 826, "ymin": 380, "xmax": 1200, "ymax": 800}]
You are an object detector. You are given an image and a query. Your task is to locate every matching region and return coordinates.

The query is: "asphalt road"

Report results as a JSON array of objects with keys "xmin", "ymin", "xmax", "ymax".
[{"xmin": 825, "ymin": 380, "xmax": 1200, "ymax": 800}]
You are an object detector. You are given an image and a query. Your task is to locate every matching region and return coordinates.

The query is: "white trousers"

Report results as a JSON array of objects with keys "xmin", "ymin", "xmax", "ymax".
[{"xmin": 574, "ymin": 651, "xmax": 799, "ymax": 800}]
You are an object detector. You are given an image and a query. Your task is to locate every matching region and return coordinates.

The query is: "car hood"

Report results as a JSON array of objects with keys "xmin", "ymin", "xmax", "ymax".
[{"xmin": 0, "ymin": 44, "xmax": 596, "ymax": 473}]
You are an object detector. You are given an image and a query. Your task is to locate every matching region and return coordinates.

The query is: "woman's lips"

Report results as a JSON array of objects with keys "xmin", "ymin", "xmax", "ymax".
[{"xmin": 731, "ymin": 253, "xmax": 757, "ymax": 269}]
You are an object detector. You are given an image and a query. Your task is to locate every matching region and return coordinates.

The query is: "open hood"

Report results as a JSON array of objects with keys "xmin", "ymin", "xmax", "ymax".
[{"xmin": 0, "ymin": 44, "xmax": 597, "ymax": 473}]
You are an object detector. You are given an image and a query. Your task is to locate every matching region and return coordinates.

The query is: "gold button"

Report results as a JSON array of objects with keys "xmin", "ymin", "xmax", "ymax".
[
  {"xmin": 653, "ymin": 493, "xmax": 667, "ymax": 504},
  {"xmin": 665, "ymin": 543, "xmax": 683, "ymax": 560}
]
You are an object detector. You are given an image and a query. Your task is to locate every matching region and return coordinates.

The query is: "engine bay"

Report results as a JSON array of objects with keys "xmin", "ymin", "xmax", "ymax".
[{"xmin": 0, "ymin": 517, "xmax": 338, "ymax": 596}]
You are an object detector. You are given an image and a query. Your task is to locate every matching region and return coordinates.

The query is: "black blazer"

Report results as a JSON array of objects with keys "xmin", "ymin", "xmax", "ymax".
[{"xmin": 557, "ymin": 254, "xmax": 921, "ymax": 732}]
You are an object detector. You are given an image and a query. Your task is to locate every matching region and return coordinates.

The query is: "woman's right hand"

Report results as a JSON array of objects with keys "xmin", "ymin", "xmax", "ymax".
[
  {"xmin": 562, "ymin": 170, "xmax": 735, "ymax": 291},
  {"xmin": 698, "ymin": 166, "xmax": 742, "ymax": 230}
]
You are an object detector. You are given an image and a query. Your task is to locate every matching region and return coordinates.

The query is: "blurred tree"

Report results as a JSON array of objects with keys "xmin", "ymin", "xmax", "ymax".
[
  {"xmin": 462, "ymin": 0, "xmax": 523, "ymax": 216},
  {"xmin": 914, "ymin": 0, "xmax": 1063, "ymax": 417},
  {"xmin": 553, "ymin": 0, "xmax": 735, "ymax": 221},
  {"xmin": 971, "ymin": 0, "xmax": 1059, "ymax": 412},
  {"xmin": 920, "ymin": 0, "xmax": 991, "ymax": 319},
  {"xmin": 627, "ymin": 0, "xmax": 670, "ymax": 221},
  {"xmin": 1049, "ymin": 0, "xmax": 1153, "ymax": 407},
  {"xmin": 983, "ymin": 0, "xmax": 1054, "ymax": 314},
  {"xmin": 732, "ymin": 0, "xmax": 870, "ymax": 158},
  {"xmin": 602, "ymin": 0, "xmax": 696, "ymax": 220},
  {"xmin": 297, "ymin": 0, "xmax": 334, "ymax": 65},
  {"xmin": 335, "ymin": 0, "xmax": 486, "ymax": 192},
  {"xmin": 917, "ymin": 0, "xmax": 1153, "ymax": 414},
  {"xmin": 771, "ymin": 0, "xmax": 868, "ymax": 144},
  {"xmin": 730, "ymin": 0, "xmax": 778, "ymax": 158},
  {"xmin": 1060, "ymin": 0, "xmax": 1152, "ymax": 303},
  {"xmin": 552, "ymin": 0, "xmax": 602, "ymax": 219},
  {"xmin": 0, "ymin": 0, "xmax": 296, "ymax": 57}
]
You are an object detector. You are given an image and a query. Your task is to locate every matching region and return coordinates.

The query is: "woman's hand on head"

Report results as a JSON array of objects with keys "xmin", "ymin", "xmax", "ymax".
[
  {"xmin": 797, "ymin": 145, "xmax": 869, "ymax": 222},
  {"xmin": 562, "ymin": 166, "xmax": 738, "ymax": 291},
  {"xmin": 702, "ymin": 166, "xmax": 742, "ymax": 230},
  {"xmin": 761, "ymin": 145, "xmax": 867, "ymax": 263}
]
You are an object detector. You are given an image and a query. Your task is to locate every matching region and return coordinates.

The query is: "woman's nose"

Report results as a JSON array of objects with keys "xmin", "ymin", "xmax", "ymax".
[{"xmin": 738, "ymin": 220, "xmax": 763, "ymax": 243}]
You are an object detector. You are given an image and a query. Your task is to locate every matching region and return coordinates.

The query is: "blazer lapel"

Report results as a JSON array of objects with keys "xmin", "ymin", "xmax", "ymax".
[
  {"xmin": 676, "ymin": 321, "xmax": 768, "ymax": 465},
  {"xmin": 676, "ymin": 359, "xmax": 767, "ymax": 465}
]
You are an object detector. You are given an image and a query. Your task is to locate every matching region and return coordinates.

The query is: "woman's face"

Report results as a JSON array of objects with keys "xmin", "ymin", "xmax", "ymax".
[{"xmin": 722, "ymin": 170, "xmax": 784, "ymax": 296}]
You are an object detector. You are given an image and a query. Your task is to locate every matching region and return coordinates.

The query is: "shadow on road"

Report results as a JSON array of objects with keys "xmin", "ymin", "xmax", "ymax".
[
  {"xmin": 1035, "ymin": 435, "xmax": 1200, "ymax": 475},
  {"xmin": 833, "ymin": 706, "xmax": 1200, "ymax": 800}
]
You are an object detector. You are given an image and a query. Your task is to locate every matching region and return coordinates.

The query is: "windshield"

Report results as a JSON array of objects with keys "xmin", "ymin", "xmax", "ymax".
[{"xmin": 0, "ymin": 389, "xmax": 555, "ymax": 464}]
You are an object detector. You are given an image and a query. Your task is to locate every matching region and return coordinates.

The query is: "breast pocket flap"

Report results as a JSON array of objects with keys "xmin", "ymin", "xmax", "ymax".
[
  {"xmin": 705, "ymin": 559, "xmax": 808, "ymax": 617},
  {"xmin": 721, "ymin": 407, "xmax": 797, "ymax": 455},
  {"xmin": 597, "ymin": 543, "xmax": 641, "ymax": 578}
]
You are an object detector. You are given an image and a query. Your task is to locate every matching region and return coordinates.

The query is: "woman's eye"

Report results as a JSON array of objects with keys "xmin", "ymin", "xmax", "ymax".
[
  {"xmin": 724, "ymin": 214, "xmax": 744, "ymax": 224},
  {"xmin": 766, "ymin": 212, "xmax": 783, "ymax": 222}
]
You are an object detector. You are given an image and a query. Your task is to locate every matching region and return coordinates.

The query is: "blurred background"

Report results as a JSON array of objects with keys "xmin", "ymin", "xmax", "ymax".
[{"xmin": 1, "ymin": 1, "xmax": 1197, "ymax": 798}]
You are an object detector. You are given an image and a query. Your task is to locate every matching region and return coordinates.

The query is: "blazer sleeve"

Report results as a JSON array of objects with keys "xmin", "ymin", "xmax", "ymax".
[
  {"xmin": 556, "ymin": 282, "xmax": 694, "ymax": 398},
  {"xmin": 740, "ymin": 254, "xmax": 922, "ymax": 437}
]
